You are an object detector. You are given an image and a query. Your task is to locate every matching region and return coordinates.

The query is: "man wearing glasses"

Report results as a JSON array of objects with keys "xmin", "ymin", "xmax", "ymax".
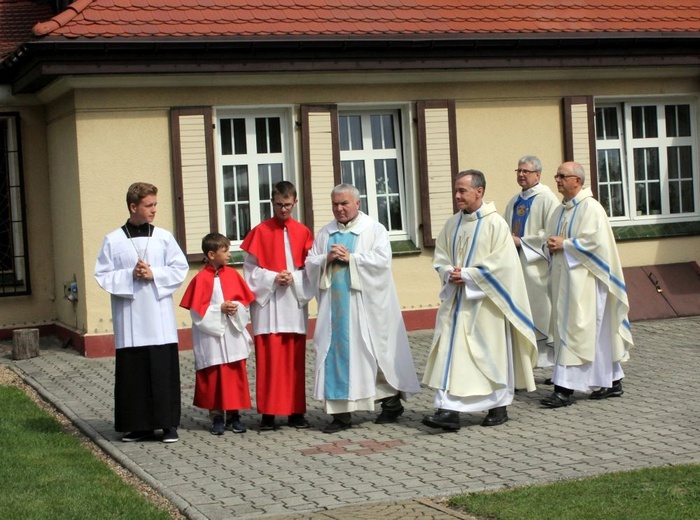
[
  {"xmin": 540, "ymin": 162, "xmax": 634, "ymax": 408},
  {"xmin": 242, "ymin": 181, "xmax": 314, "ymax": 431},
  {"xmin": 504, "ymin": 156, "xmax": 559, "ymax": 373}
]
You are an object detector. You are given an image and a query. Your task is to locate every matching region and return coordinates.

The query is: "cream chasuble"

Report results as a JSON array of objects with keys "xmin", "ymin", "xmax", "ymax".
[
  {"xmin": 423, "ymin": 202, "xmax": 538, "ymax": 409},
  {"xmin": 547, "ymin": 187, "xmax": 633, "ymax": 389}
]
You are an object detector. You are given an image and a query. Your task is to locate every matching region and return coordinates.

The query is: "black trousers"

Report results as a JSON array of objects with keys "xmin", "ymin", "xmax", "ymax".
[{"xmin": 114, "ymin": 343, "xmax": 181, "ymax": 432}]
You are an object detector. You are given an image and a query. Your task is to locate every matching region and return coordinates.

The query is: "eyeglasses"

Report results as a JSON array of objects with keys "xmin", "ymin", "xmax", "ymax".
[
  {"xmin": 273, "ymin": 203, "xmax": 294, "ymax": 210},
  {"xmin": 554, "ymin": 174, "xmax": 579, "ymax": 180},
  {"xmin": 515, "ymin": 169, "xmax": 539, "ymax": 174}
]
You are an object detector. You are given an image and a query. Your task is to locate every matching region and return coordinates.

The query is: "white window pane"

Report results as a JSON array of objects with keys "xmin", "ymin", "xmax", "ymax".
[
  {"xmin": 371, "ymin": 114, "xmax": 395, "ymax": 150},
  {"xmin": 632, "ymin": 106, "xmax": 658, "ymax": 139},
  {"xmin": 665, "ymin": 105, "xmax": 691, "ymax": 138},
  {"xmin": 339, "ymin": 115, "xmax": 362, "ymax": 151},
  {"xmin": 595, "ymin": 107, "xmax": 619, "ymax": 140}
]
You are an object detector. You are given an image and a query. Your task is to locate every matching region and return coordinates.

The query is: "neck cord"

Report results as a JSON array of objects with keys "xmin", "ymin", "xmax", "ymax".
[{"xmin": 125, "ymin": 222, "xmax": 152, "ymax": 262}]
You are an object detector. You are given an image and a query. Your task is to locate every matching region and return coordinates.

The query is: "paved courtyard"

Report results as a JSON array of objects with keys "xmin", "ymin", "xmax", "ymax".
[{"xmin": 3, "ymin": 316, "xmax": 700, "ymax": 519}]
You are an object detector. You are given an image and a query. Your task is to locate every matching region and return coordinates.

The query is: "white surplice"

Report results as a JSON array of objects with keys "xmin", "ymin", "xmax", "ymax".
[
  {"xmin": 94, "ymin": 226, "xmax": 188, "ymax": 348},
  {"xmin": 243, "ymin": 228, "xmax": 311, "ymax": 335},
  {"xmin": 189, "ymin": 277, "xmax": 252, "ymax": 371}
]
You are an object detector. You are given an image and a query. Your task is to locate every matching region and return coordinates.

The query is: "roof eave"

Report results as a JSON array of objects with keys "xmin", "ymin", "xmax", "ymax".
[{"xmin": 3, "ymin": 34, "xmax": 700, "ymax": 94}]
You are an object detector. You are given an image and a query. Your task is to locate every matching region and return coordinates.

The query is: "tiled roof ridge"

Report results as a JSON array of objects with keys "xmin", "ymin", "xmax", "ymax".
[{"xmin": 33, "ymin": 0, "xmax": 93, "ymax": 37}]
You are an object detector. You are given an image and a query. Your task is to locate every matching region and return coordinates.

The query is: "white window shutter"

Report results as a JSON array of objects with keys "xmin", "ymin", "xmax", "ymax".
[
  {"xmin": 170, "ymin": 107, "xmax": 217, "ymax": 260},
  {"xmin": 416, "ymin": 100, "xmax": 458, "ymax": 247},
  {"xmin": 300, "ymin": 105, "xmax": 340, "ymax": 233}
]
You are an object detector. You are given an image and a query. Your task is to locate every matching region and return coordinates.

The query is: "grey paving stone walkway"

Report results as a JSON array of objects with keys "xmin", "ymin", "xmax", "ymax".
[{"xmin": 2, "ymin": 316, "xmax": 700, "ymax": 519}]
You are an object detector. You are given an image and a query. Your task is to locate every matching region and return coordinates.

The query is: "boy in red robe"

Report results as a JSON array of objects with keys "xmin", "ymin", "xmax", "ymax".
[
  {"xmin": 241, "ymin": 181, "xmax": 314, "ymax": 430},
  {"xmin": 180, "ymin": 233, "xmax": 256, "ymax": 435}
]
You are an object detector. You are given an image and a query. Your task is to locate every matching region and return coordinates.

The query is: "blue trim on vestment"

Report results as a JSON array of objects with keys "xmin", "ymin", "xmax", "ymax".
[
  {"xmin": 441, "ymin": 212, "xmax": 481, "ymax": 389},
  {"xmin": 571, "ymin": 238, "xmax": 628, "ymax": 292},
  {"xmin": 325, "ymin": 232, "xmax": 357, "ymax": 399},
  {"xmin": 475, "ymin": 267, "xmax": 536, "ymax": 331}
]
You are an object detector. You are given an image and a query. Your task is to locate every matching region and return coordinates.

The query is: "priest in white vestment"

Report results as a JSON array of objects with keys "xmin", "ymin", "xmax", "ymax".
[
  {"xmin": 306, "ymin": 184, "xmax": 421, "ymax": 434},
  {"xmin": 540, "ymin": 162, "xmax": 633, "ymax": 408},
  {"xmin": 423, "ymin": 170, "xmax": 538, "ymax": 431},
  {"xmin": 504, "ymin": 155, "xmax": 559, "ymax": 370},
  {"xmin": 94, "ymin": 182, "xmax": 189, "ymax": 443}
]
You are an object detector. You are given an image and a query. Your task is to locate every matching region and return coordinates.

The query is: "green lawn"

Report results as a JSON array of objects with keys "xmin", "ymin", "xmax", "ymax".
[
  {"xmin": 4, "ymin": 378, "xmax": 698, "ymax": 520},
  {"xmin": 0, "ymin": 385, "xmax": 173, "ymax": 520},
  {"xmin": 450, "ymin": 463, "xmax": 700, "ymax": 520}
]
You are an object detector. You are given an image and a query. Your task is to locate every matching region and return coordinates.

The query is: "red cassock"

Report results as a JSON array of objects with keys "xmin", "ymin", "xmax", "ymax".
[
  {"xmin": 241, "ymin": 218, "xmax": 313, "ymax": 415},
  {"xmin": 180, "ymin": 264, "xmax": 255, "ymax": 411}
]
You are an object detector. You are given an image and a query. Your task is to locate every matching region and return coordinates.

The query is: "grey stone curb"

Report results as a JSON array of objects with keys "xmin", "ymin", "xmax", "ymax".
[{"xmin": 8, "ymin": 363, "xmax": 207, "ymax": 520}]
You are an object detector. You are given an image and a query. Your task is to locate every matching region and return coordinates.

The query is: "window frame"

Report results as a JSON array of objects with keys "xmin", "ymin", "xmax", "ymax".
[
  {"xmin": 213, "ymin": 105, "xmax": 297, "ymax": 248},
  {"xmin": 594, "ymin": 96, "xmax": 700, "ymax": 226},
  {"xmin": 0, "ymin": 112, "xmax": 31, "ymax": 297},
  {"xmin": 336, "ymin": 103, "xmax": 416, "ymax": 243}
]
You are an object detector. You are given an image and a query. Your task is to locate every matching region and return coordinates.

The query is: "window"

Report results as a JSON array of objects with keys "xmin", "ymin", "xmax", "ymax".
[
  {"xmin": 216, "ymin": 109, "xmax": 292, "ymax": 244},
  {"xmin": 0, "ymin": 113, "xmax": 30, "ymax": 296},
  {"xmin": 595, "ymin": 100, "xmax": 698, "ymax": 223},
  {"xmin": 338, "ymin": 109, "xmax": 407, "ymax": 236}
]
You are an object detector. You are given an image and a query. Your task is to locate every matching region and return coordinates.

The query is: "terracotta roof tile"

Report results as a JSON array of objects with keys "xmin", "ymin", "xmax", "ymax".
[{"xmin": 6, "ymin": 1, "xmax": 700, "ymax": 45}]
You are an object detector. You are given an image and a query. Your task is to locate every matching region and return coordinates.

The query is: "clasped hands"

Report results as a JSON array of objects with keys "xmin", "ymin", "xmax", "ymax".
[
  {"xmin": 275, "ymin": 270, "xmax": 294, "ymax": 287},
  {"xmin": 448, "ymin": 266, "xmax": 465, "ymax": 286},
  {"xmin": 221, "ymin": 301, "xmax": 238, "ymax": 316},
  {"xmin": 546, "ymin": 235, "xmax": 565, "ymax": 254},
  {"xmin": 133, "ymin": 259, "xmax": 153, "ymax": 281},
  {"xmin": 327, "ymin": 244, "xmax": 350, "ymax": 264}
]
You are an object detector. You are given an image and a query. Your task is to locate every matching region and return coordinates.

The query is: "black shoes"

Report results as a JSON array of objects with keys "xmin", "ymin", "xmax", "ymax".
[
  {"xmin": 590, "ymin": 380, "xmax": 624, "ymax": 400},
  {"xmin": 422, "ymin": 409, "xmax": 460, "ymax": 431},
  {"xmin": 375, "ymin": 393, "xmax": 404, "ymax": 424},
  {"xmin": 121, "ymin": 430, "xmax": 154, "ymax": 442},
  {"xmin": 287, "ymin": 414, "xmax": 311, "ymax": 429},
  {"xmin": 226, "ymin": 416, "xmax": 247, "ymax": 433},
  {"xmin": 322, "ymin": 413, "xmax": 351, "ymax": 433},
  {"xmin": 481, "ymin": 406, "xmax": 508, "ymax": 427},
  {"xmin": 162, "ymin": 427, "xmax": 179, "ymax": 443},
  {"xmin": 375, "ymin": 405, "xmax": 404, "ymax": 424},
  {"xmin": 544, "ymin": 378, "xmax": 554, "ymax": 385},
  {"xmin": 210, "ymin": 415, "xmax": 225, "ymax": 435},
  {"xmin": 540, "ymin": 391, "xmax": 573, "ymax": 408},
  {"xmin": 122, "ymin": 428, "xmax": 177, "ymax": 443},
  {"xmin": 260, "ymin": 414, "xmax": 276, "ymax": 431}
]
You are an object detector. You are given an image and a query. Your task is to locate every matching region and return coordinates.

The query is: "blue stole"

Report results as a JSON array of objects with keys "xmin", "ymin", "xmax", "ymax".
[
  {"xmin": 510, "ymin": 195, "xmax": 536, "ymax": 238},
  {"xmin": 443, "ymin": 212, "xmax": 481, "ymax": 388},
  {"xmin": 325, "ymin": 231, "xmax": 358, "ymax": 399}
]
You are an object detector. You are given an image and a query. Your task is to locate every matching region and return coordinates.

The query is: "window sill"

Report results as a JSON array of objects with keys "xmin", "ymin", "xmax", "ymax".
[
  {"xmin": 613, "ymin": 220, "xmax": 700, "ymax": 241},
  {"xmin": 391, "ymin": 240, "xmax": 422, "ymax": 256}
]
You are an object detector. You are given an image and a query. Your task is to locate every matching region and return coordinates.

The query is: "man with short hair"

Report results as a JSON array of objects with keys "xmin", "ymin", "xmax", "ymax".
[
  {"xmin": 95, "ymin": 182, "xmax": 189, "ymax": 443},
  {"xmin": 241, "ymin": 181, "xmax": 314, "ymax": 431},
  {"xmin": 504, "ymin": 156, "xmax": 559, "ymax": 370},
  {"xmin": 422, "ymin": 170, "xmax": 538, "ymax": 431},
  {"xmin": 306, "ymin": 183, "xmax": 421, "ymax": 433},
  {"xmin": 540, "ymin": 161, "xmax": 633, "ymax": 408}
]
